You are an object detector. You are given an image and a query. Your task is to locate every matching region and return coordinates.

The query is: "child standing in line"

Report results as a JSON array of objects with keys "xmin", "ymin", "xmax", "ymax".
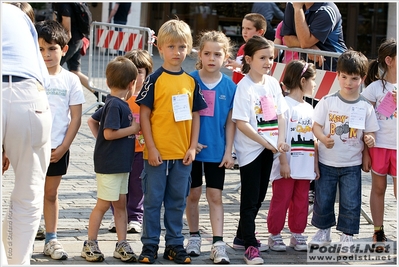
[
  {"xmin": 35, "ymin": 20, "xmax": 85, "ymax": 260},
  {"xmin": 361, "ymin": 38, "xmax": 397, "ymax": 245},
  {"xmin": 267, "ymin": 60, "xmax": 319, "ymax": 252},
  {"xmin": 225, "ymin": 13, "xmax": 266, "ymax": 84},
  {"xmin": 309, "ymin": 50, "xmax": 380, "ymax": 247},
  {"xmin": 81, "ymin": 57, "xmax": 140, "ymax": 262},
  {"xmin": 231, "ymin": 36, "xmax": 289, "ymax": 265},
  {"xmin": 88, "ymin": 50, "xmax": 153, "ymax": 234},
  {"xmin": 135, "ymin": 19, "xmax": 207, "ymax": 264},
  {"xmin": 184, "ymin": 31, "xmax": 236, "ymax": 264}
]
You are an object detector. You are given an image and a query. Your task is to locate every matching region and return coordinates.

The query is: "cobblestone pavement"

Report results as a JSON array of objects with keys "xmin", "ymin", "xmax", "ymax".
[{"xmin": 1, "ymin": 49, "xmax": 397, "ymax": 266}]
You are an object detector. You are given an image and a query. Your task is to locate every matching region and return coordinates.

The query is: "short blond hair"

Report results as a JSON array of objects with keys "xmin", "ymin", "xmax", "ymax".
[{"xmin": 157, "ymin": 19, "xmax": 193, "ymax": 55}]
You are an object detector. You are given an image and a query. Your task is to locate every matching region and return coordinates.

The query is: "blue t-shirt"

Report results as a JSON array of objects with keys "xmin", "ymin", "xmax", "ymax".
[
  {"xmin": 93, "ymin": 95, "xmax": 135, "ymax": 174},
  {"xmin": 190, "ymin": 71, "xmax": 237, "ymax": 163},
  {"xmin": 282, "ymin": 2, "xmax": 347, "ymax": 71}
]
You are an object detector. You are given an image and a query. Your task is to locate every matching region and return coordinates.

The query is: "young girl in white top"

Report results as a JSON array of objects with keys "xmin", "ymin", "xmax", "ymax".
[
  {"xmin": 362, "ymin": 38, "xmax": 397, "ymax": 245},
  {"xmin": 231, "ymin": 35, "xmax": 289, "ymax": 265},
  {"xmin": 267, "ymin": 60, "xmax": 319, "ymax": 252}
]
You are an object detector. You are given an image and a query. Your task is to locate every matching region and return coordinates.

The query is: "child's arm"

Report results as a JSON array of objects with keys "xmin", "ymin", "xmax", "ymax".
[
  {"xmin": 87, "ymin": 116, "xmax": 100, "ymax": 139},
  {"xmin": 51, "ymin": 104, "xmax": 82, "ymax": 163},
  {"xmin": 103, "ymin": 117, "xmax": 140, "ymax": 140},
  {"xmin": 183, "ymin": 111, "xmax": 200, "ymax": 166},
  {"xmin": 2, "ymin": 148, "xmax": 10, "ymax": 175},
  {"xmin": 236, "ymin": 120, "xmax": 277, "ymax": 153},
  {"xmin": 277, "ymin": 114, "xmax": 290, "ymax": 153},
  {"xmin": 314, "ymin": 140, "xmax": 320, "ymax": 180},
  {"xmin": 219, "ymin": 110, "xmax": 235, "ymax": 169},
  {"xmin": 278, "ymin": 152, "xmax": 290, "ymax": 178},
  {"xmin": 362, "ymin": 145, "xmax": 371, "ymax": 173},
  {"xmin": 140, "ymin": 105, "xmax": 162, "ymax": 166},
  {"xmin": 312, "ymin": 122, "xmax": 334, "ymax": 149}
]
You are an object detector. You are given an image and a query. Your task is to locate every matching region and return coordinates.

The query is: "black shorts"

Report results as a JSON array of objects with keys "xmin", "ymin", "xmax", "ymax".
[
  {"xmin": 46, "ymin": 150, "xmax": 70, "ymax": 176},
  {"xmin": 190, "ymin": 160, "xmax": 225, "ymax": 190}
]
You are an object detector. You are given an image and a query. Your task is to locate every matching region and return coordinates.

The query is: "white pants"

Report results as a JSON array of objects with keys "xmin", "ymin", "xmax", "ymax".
[{"xmin": 2, "ymin": 78, "xmax": 52, "ymax": 265}]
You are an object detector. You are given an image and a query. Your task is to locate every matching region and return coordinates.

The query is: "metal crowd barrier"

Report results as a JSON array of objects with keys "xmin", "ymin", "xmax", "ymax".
[{"xmin": 84, "ymin": 21, "xmax": 154, "ymax": 115}]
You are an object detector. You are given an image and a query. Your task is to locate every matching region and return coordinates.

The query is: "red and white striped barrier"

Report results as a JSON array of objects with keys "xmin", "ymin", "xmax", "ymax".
[
  {"xmin": 271, "ymin": 62, "xmax": 340, "ymax": 100},
  {"xmin": 96, "ymin": 28, "xmax": 143, "ymax": 52}
]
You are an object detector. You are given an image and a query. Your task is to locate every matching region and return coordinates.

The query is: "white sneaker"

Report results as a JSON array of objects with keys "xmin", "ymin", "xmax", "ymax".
[
  {"xmin": 43, "ymin": 239, "xmax": 68, "ymax": 260},
  {"xmin": 339, "ymin": 233, "xmax": 354, "ymax": 256},
  {"xmin": 127, "ymin": 221, "xmax": 142, "ymax": 233},
  {"xmin": 309, "ymin": 228, "xmax": 331, "ymax": 246},
  {"xmin": 210, "ymin": 241, "xmax": 230, "ymax": 264},
  {"xmin": 108, "ymin": 217, "xmax": 116, "ymax": 232},
  {"xmin": 186, "ymin": 235, "xmax": 201, "ymax": 256},
  {"xmin": 268, "ymin": 234, "xmax": 286, "ymax": 251},
  {"xmin": 289, "ymin": 233, "xmax": 308, "ymax": 251}
]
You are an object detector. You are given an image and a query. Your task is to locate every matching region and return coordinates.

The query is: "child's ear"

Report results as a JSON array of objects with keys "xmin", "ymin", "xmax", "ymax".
[
  {"xmin": 62, "ymin": 45, "xmax": 69, "ymax": 56},
  {"xmin": 244, "ymin": 55, "xmax": 252, "ymax": 64}
]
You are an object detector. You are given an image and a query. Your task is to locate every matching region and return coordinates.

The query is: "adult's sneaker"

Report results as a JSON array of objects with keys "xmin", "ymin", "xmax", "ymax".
[
  {"xmin": 289, "ymin": 233, "xmax": 308, "ymax": 251},
  {"xmin": 138, "ymin": 244, "xmax": 159, "ymax": 264},
  {"xmin": 81, "ymin": 240, "xmax": 104, "ymax": 262},
  {"xmin": 108, "ymin": 216, "xmax": 116, "ymax": 233},
  {"xmin": 113, "ymin": 240, "xmax": 137, "ymax": 262},
  {"xmin": 268, "ymin": 234, "xmax": 286, "ymax": 252},
  {"xmin": 186, "ymin": 235, "xmax": 201, "ymax": 256},
  {"xmin": 243, "ymin": 246, "xmax": 263, "ymax": 265},
  {"xmin": 210, "ymin": 241, "xmax": 230, "ymax": 264},
  {"xmin": 128, "ymin": 221, "xmax": 142, "ymax": 233},
  {"xmin": 309, "ymin": 228, "xmax": 331, "ymax": 247},
  {"xmin": 233, "ymin": 236, "xmax": 269, "ymax": 252},
  {"xmin": 163, "ymin": 245, "xmax": 191, "ymax": 264},
  {"xmin": 43, "ymin": 239, "xmax": 68, "ymax": 260}
]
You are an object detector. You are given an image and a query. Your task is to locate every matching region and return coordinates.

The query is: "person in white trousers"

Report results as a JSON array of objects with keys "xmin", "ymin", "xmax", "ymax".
[{"xmin": 1, "ymin": 3, "xmax": 52, "ymax": 265}]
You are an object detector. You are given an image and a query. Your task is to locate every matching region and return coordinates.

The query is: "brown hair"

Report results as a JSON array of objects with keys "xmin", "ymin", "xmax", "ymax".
[
  {"xmin": 243, "ymin": 13, "xmax": 267, "ymax": 32},
  {"xmin": 242, "ymin": 35, "xmax": 274, "ymax": 74},
  {"xmin": 282, "ymin": 60, "xmax": 316, "ymax": 92},
  {"xmin": 336, "ymin": 49, "xmax": 368, "ymax": 78},
  {"xmin": 124, "ymin": 49, "xmax": 154, "ymax": 78},
  {"xmin": 106, "ymin": 56, "xmax": 138, "ymax": 90},
  {"xmin": 10, "ymin": 2, "xmax": 35, "ymax": 22}
]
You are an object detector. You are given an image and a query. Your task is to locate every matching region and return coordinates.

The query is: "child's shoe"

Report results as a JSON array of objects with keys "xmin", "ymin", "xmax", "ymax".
[
  {"xmin": 127, "ymin": 221, "xmax": 142, "ymax": 233},
  {"xmin": 113, "ymin": 240, "xmax": 137, "ymax": 262},
  {"xmin": 163, "ymin": 245, "xmax": 191, "ymax": 264},
  {"xmin": 243, "ymin": 246, "xmax": 263, "ymax": 265},
  {"xmin": 339, "ymin": 233, "xmax": 354, "ymax": 256},
  {"xmin": 268, "ymin": 234, "xmax": 286, "ymax": 251},
  {"xmin": 373, "ymin": 226, "xmax": 387, "ymax": 252},
  {"xmin": 35, "ymin": 225, "xmax": 45, "ymax": 240},
  {"xmin": 185, "ymin": 235, "xmax": 201, "ymax": 256},
  {"xmin": 210, "ymin": 241, "xmax": 230, "ymax": 264},
  {"xmin": 43, "ymin": 239, "xmax": 68, "ymax": 260},
  {"xmin": 81, "ymin": 240, "xmax": 104, "ymax": 262},
  {"xmin": 233, "ymin": 236, "xmax": 269, "ymax": 251},
  {"xmin": 108, "ymin": 216, "xmax": 116, "ymax": 232},
  {"xmin": 289, "ymin": 233, "xmax": 308, "ymax": 251},
  {"xmin": 138, "ymin": 244, "xmax": 159, "ymax": 264},
  {"xmin": 309, "ymin": 228, "xmax": 331, "ymax": 247}
]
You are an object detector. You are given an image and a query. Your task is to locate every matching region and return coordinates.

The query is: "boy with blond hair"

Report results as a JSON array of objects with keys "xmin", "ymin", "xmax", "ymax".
[
  {"xmin": 81, "ymin": 57, "xmax": 140, "ymax": 262},
  {"xmin": 135, "ymin": 19, "xmax": 207, "ymax": 264}
]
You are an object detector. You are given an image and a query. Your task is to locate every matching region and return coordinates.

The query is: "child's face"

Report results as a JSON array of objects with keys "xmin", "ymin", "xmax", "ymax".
[
  {"xmin": 303, "ymin": 76, "xmax": 317, "ymax": 98},
  {"xmin": 245, "ymin": 47, "xmax": 274, "ymax": 77},
  {"xmin": 134, "ymin": 67, "xmax": 147, "ymax": 93},
  {"xmin": 337, "ymin": 72, "xmax": 363, "ymax": 99},
  {"xmin": 199, "ymin": 41, "xmax": 227, "ymax": 74},
  {"xmin": 38, "ymin": 38, "xmax": 68, "ymax": 74},
  {"xmin": 158, "ymin": 40, "xmax": 188, "ymax": 72},
  {"xmin": 242, "ymin": 19, "xmax": 264, "ymax": 43}
]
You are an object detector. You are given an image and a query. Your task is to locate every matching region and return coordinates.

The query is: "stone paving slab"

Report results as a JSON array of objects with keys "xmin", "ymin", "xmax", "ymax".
[{"xmin": 1, "ymin": 49, "xmax": 397, "ymax": 266}]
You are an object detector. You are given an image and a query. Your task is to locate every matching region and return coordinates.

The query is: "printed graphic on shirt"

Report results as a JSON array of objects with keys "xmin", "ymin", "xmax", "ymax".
[
  {"xmin": 255, "ymin": 99, "xmax": 278, "ymax": 149},
  {"xmin": 328, "ymin": 113, "xmax": 359, "ymax": 146}
]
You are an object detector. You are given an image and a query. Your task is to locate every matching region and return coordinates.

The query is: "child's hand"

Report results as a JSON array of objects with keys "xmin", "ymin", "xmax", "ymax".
[
  {"xmin": 130, "ymin": 117, "xmax": 140, "ymax": 135},
  {"xmin": 2, "ymin": 151, "xmax": 10, "ymax": 174},
  {"xmin": 148, "ymin": 147, "xmax": 162, "ymax": 166},
  {"xmin": 362, "ymin": 150, "xmax": 371, "ymax": 172},
  {"xmin": 278, "ymin": 141, "xmax": 290, "ymax": 153},
  {"xmin": 225, "ymin": 59, "xmax": 241, "ymax": 72},
  {"xmin": 392, "ymin": 90, "xmax": 397, "ymax": 103},
  {"xmin": 323, "ymin": 134, "xmax": 334, "ymax": 149},
  {"xmin": 195, "ymin": 143, "xmax": 207, "ymax": 155},
  {"xmin": 364, "ymin": 134, "xmax": 375, "ymax": 148},
  {"xmin": 219, "ymin": 152, "xmax": 235, "ymax": 169},
  {"xmin": 279, "ymin": 162, "xmax": 290, "ymax": 178},
  {"xmin": 183, "ymin": 148, "xmax": 196, "ymax": 166}
]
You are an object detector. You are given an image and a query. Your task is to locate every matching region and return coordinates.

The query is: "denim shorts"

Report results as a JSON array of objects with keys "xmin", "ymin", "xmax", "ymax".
[{"xmin": 311, "ymin": 162, "xmax": 362, "ymax": 234}]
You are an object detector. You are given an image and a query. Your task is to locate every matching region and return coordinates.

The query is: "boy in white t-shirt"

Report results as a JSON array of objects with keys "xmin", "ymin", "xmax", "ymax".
[
  {"xmin": 309, "ymin": 50, "xmax": 379, "ymax": 247},
  {"xmin": 35, "ymin": 20, "xmax": 85, "ymax": 260}
]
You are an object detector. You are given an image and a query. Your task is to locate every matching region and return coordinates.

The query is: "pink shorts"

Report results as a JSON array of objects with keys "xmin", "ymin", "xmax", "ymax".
[{"xmin": 369, "ymin": 147, "xmax": 397, "ymax": 177}]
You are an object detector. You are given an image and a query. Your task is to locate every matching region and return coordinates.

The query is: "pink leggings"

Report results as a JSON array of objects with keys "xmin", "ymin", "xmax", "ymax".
[{"xmin": 267, "ymin": 178, "xmax": 310, "ymax": 235}]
